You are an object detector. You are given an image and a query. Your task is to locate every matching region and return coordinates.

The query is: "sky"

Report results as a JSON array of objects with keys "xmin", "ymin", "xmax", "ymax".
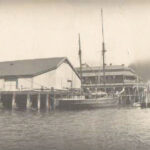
[{"xmin": 0, "ymin": 0, "xmax": 149, "ymax": 67}]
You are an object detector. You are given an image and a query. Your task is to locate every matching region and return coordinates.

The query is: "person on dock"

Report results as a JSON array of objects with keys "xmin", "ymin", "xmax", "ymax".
[{"xmin": 50, "ymin": 87, "xmax": 55, "ymax": 110}]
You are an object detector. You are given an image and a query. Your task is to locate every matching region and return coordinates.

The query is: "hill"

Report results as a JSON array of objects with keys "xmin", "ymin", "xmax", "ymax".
[{"xmin": 129, "ymin": 61, "xmax": 150, "ymax": 82}]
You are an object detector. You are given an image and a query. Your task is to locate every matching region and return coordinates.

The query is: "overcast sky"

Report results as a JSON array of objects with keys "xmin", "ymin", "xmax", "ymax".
[{"xmin": 0, "ymin": 0, "xmax": 149, "ymax": 67}]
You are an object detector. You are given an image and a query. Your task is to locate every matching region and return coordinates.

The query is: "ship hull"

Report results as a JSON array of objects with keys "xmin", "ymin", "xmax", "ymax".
[{"xmin": 58, "ymin": 97, "xmax": 119, "ymax": 109}]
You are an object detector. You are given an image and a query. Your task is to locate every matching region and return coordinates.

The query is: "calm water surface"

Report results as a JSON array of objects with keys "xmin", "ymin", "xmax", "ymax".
[{"xmin": 0, "ymin": 108, "xmax": 150, "ymax": 150}]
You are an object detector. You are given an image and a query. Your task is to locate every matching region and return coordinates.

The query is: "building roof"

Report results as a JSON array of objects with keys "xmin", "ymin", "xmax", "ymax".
[
  {"xmin": 76, "ymin": 65, "xmax": 135, "ymax": 72},
  {"xmin": 82, "ymin": 71, "xmax": 136, "ymax": 77},
  {"xmin": 76, "ymin": 65, "xmax": 136, "ymax": 76},
  {"xmin": 0, "ymin": 57, "xmax": 80, "ymax": 78}
]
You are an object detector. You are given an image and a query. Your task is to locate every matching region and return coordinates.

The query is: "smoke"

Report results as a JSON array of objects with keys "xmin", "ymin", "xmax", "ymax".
[{"xmin": 129, "ymin": 60, "xmax": 150, "ymax": 82}]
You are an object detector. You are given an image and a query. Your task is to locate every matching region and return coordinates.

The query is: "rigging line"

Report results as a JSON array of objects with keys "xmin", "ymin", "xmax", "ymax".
[
  {"xmin": 101, "ymin": 8, "xmax": 105, "ymax": 43},
  {"xmin": 101, "ymin": 8, "xmax": 106, "ymax": 92},
  {"xmin": 78, "ymin": 33, "xmax": 83, "ymax": 91}
]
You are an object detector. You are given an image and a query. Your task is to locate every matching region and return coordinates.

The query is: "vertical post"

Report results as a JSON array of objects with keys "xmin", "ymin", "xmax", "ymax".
[
  {"xmin": 128, "ymin": 87, "xmax": 130, "ymax": 104},
  {"xmin": 145, "ymin": 88, "xmax": 148, "ymax": 108},
  {"xmin": 37, "ymin": 93, "xmax": 40, "ymax": 110},
  {"xmin": 12, "ymin": 92, "xmax": 16, "ymax": 109},
  {"xmin": 0, "ymin": 93, "xmax": 1, "ymax": 104},
  {"xmin": 147, "ymin": 85, "xmax": 149, "ymax": 107},
  {"xmin": 101, "ymin": 9, "xmax": 106, "ymax": 93},
  {"xmin": 120, "ymin": 95, "xmax": 122, "ymax": 105},
  {"xmin": 78, "ymin": 33, "xmax": 82, "ymax": 94},
  {"xmin": 26, "ymin": 93, "xmax": 31, "ymax": 109},
  {"xmin": 46, "ymin": 93, "xmax": 50, "ymax": 111},
  {"xmin": 133, "ymin": 88, "xmax": 135, "ymax": 105},
  {"xmin": 50, "ymin": 87, "xmax": 55, "ymax": 110}
]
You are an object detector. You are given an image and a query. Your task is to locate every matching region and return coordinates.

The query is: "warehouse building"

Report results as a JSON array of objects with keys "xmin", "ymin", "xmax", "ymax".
[{"xmin": 0, "ymin": 57, "xmax": 81, "ymax": 91}]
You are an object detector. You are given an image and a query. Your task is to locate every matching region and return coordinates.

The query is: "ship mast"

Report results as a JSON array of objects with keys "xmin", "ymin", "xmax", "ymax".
[
  {"xmin": 101, "ymin": 9, "xmax": 106, "ymax": 92},
  {"xmin": 78, "ymin": 33, "xmax": 83, "ymax": 91}
]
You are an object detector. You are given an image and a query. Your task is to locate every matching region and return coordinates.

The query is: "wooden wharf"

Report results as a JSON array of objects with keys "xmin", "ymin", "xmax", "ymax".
[{"xmin": 0, "ymin": 90, "xmax": 69, "ymax": 110}]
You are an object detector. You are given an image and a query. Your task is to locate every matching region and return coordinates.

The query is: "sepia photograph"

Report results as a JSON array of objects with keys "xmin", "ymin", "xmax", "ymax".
[{"xmin": 0, "ymin": 0, "xmax": 150, "ymax": 150}]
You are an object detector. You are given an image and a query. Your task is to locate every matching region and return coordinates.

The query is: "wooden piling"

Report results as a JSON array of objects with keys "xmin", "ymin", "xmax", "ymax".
[
  {"xmin": 46, "ymin": 94, "xmax": 50, "ymax": 111},
  {"xmin": 37, "ymin": 93, "xmax": 40, "ymax": 110},
  {"xmin": 30, "ymin": 94, "xmax": 38, "ymax": 109},
  {"xmin": 12, "ymin": 92, "xmax": 16, "ymax": 109},
  {"xmin": 15, "ymin": 94, "xmax": 27, "ymax": 109},
  {"xmin": 26, "ymin": 93, "xmax": 31, "ymax": 109},
  {"xmin": 1, "ymin": 94, "xmax": 13, "ymax": 109}
]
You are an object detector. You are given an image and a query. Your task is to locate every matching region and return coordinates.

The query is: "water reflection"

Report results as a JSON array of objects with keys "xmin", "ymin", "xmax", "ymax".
[{"xmin": 0, "ymin": 108, "xmax": 150, "ymax": 150}]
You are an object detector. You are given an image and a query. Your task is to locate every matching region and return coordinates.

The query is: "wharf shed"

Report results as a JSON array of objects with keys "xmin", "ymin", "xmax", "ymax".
[{"xmin": 0, "ymin": 57, "xmax": 81, "ymax": 91}]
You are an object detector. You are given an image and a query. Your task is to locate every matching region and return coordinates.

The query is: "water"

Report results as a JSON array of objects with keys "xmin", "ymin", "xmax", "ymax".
[{"xmin": 0, "ymin": 108, "xmax": 150, "ymax": 150}]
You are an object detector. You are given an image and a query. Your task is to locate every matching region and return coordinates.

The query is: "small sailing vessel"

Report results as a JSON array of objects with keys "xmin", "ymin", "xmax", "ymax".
[
  {"xmin": 58, "ymin": 9, "xmax": 119, "ymax": 109},
  {"xmin": 59, "ymin": 97, "xmax": 119, "ymax": 109}
]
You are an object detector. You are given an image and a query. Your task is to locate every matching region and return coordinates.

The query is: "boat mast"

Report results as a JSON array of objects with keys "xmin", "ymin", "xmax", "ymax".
[
  {"xmin": 78, "ymin": 33, "xmax": 83, "ymax": 91},
  {"xmin": 101, "ymin": 9, "xmax": 106, "ymax": 92}
]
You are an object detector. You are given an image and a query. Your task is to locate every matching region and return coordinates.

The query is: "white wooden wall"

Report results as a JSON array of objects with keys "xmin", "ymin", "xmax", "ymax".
[
  {"xmin": 33, "ymin": 69, "xmax": 56, "ymax": 89},
  {"xmin": 0, "ymin": 62, "xmax": 81, "ymax": 91},
  {"xmin": 55, "ymin": 62, "xmax": 81, "ymax": 89},
  {"xmin": 33, "ymin": 62, "xmax": 81, "ymax": 89},
  {"xmin": 0, "ymin": 79, "xmax": 5, "ymax": 90},
  {"xmin": 18, "ymin": 78, "xmax": 33, "ymax": 90}
]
